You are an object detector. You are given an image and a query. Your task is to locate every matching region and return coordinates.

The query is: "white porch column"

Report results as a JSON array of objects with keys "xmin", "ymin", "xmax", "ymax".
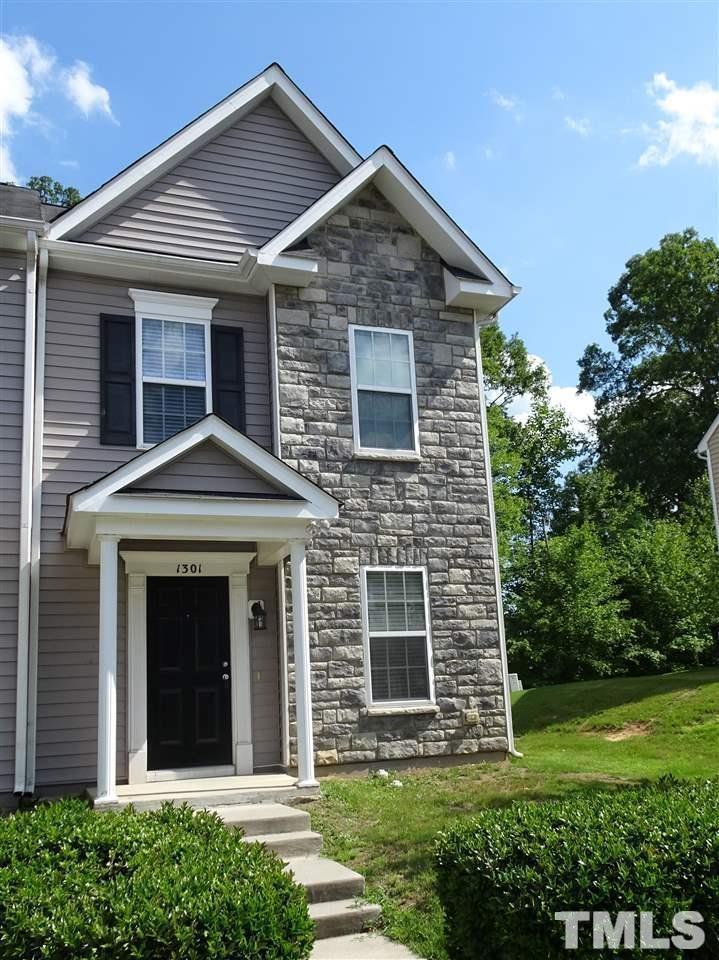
[
  {"xmin": 96, "ymin": 535, "xmax": 119, "ymax": 803},
  {"xmin": 290, "ymin": 540, "xmax": 317, "ymax": 787},
  {"xmin": 230, "ymin": 571, "xmax": 253, "ymax": 774}
]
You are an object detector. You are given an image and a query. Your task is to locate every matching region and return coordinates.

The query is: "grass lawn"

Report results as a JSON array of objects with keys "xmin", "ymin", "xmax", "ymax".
[{"xmin": 303, "ymin": 668, "xmax": 719, "ymax": 960}]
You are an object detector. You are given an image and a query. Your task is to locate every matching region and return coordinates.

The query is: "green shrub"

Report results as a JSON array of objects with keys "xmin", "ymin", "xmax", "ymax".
[
  {"xmin": 436, "ymin": 778, "xmax": 719, "ymax": 959},
  {"xmin": 0, "ymin": 798, "xmax": 314, "ymax": 960}
]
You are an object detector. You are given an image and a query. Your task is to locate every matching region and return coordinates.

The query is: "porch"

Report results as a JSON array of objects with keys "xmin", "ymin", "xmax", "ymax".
[
  {"xmin": 86, "ymin": 773, "xmax": 319, "ymax": 811},
  {"xmin": 63, "ymin": 415, "xmax": 340, "ymax": 805}
]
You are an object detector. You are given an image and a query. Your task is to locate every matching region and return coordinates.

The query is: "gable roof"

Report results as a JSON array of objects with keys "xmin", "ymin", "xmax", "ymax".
[
  {"xmin": 49, "ymin": 63, "xmax": 362, "ymax": 242},
  {"xmin": 698, "ymin": 412, "xmax": 719, "ymax": 454},
  {"xmin": 260, "ymin": 146, "xmax": 517, "ymax": 300},
  {"xmin": 65, "ymin": 413, "xmax": 339, "ymax": 529}
]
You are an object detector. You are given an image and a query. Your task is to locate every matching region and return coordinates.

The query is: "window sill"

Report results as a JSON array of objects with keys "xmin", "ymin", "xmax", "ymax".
[
  {"xmin": 366, "ymin": 703, "xmax": 439, "ymax": 717},
  {"xmin": 353, "ymin": 450, "xmax": 422, "ymax": 463}
]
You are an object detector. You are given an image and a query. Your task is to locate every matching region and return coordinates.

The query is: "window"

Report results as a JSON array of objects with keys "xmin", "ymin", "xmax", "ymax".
[
  {"xmin": 349, "ymin": 326, "xmax": 419, "ymax": 455},
  {"xmin": 129, "ymin": 289, "xmax": 217, "ymax": 447},
  {"xmin": 362, "ymin": 567, "xmax": 434, "ymax": 706}
]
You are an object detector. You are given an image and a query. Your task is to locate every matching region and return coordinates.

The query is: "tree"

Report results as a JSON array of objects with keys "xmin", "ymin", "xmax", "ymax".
[
  {"xmin": 507, "ymin": 521, "xmax": 634, "ymax": 684},
  {"xmin": 480, "ymin": 325, "xmax": 548, "ymax": 565},
  {"xmin": 578, "ymin": 229, "xmax": 719, "ymax": 513},
  {"xmin": 516, "ymin": 399, "xmax": 578, "ymax": 553},
  {"xmin": 26, "ymin": 176, "xmax": 81, "ymax": 208}
]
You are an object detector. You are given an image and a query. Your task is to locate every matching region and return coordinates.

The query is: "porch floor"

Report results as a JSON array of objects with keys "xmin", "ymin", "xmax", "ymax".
[{"xmin": 88, "ymin": 774, "xmax": 319, "ymax": 811}]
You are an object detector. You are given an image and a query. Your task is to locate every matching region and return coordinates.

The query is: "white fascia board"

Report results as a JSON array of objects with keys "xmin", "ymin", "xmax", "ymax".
[
  {"xmin": 443, "ymin": 268, "xmax": 519, "ymax": 316},
  {"xmin": 41, "ymin": 238, "xmax": 320, "ymax": 295},
  {"xmin": 262, "ymin": 147, "xmax": 516, "ymax": 297},
  {"xmin": 49, "ymin": 65, "xmax": 361, "ymax": 241},
  {"xmin": 253, "ymin": 251, "xmax": 319, "ymax": 287},
  {"xmin": 93, "ymin": 495, "xmax": 329, "ymax": 521},
  {"xmin": 68, "ymin": 414, "xmax": 338, "ymax": 518},
  {"xmin": 697, "ymin": 412, "xmax": 719, "ymax": 454}
]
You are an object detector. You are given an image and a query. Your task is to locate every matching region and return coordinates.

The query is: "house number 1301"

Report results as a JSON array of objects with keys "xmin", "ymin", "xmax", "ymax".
[{"xmin": 176, "ymin": 563, "xmax": 202, "ymax": 574}]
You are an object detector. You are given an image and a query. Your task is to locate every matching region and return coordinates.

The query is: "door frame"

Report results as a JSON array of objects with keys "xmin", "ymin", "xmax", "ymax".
[{"xmin": 121, "ymin": 550, "xmax": 256, "ymax": 785}]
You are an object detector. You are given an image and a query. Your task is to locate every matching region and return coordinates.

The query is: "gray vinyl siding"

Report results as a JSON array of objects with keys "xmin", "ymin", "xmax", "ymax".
[
  {"xmin": 709, "ymin": 429, "xmax": 719, "ymax": 541},
  {"xmin": 78, "ymin": 99, "xmax": 341, "ymax": 259},
  {"xmin": 248, "ymin": 565, "xmax": 282, "ymax": 768},
  {"xmin": 0, "ymin": 254, "xmax": 25, "ymax": 792},
  {"xmin": 35, "ymin": 271, "xmax": 273, "ymax": 786},
  {"xmin": 131, "ymin": 440, "xmax": 286, "ymax": 497},
  {"xmin": 709, "ymin": 430, "xmax": 719, "ymax": 494}
]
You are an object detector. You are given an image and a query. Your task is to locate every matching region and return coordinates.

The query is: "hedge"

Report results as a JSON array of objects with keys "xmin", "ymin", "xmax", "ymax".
[
  {"xmin": 0, "ymin": 798, "xmax": 314, "ymax": 960},
  {"xmin": 436, "ymin": 778, "xmax": 719, "ymax": 959}
]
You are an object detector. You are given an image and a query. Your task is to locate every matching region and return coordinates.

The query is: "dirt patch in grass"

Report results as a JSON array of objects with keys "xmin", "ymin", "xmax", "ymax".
[{"xmin": 603, "ymin": 721, "xmax": 654, "ymax": 741}]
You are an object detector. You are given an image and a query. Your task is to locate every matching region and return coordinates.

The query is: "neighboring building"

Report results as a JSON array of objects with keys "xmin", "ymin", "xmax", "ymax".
[
  {"xmin": 698, "ymin": 414, "xmax": 719, "ymax": 546},
  {"xmin": 0, "ymin": 64, "xmax": 519, "ymax": 806}
]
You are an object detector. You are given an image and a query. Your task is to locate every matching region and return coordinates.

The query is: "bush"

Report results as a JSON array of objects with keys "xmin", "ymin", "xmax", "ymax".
[
  {"xmin": 0, "ymin": 798, "xmax": 314, "ymax": 959},
  {"xmin": 436, "ymin": 779, "xmax": 719, "ymax": 959}
]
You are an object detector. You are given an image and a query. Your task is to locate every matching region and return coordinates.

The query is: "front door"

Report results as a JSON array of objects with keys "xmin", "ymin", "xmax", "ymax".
[{"xmin": 147, "ymin": 577, "xmax": 232, "ymax": 771}]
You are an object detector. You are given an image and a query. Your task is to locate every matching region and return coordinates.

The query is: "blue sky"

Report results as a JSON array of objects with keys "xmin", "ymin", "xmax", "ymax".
[{"xmin": 2, "ymin": 1, "xmax": 717, "ymax": 426}]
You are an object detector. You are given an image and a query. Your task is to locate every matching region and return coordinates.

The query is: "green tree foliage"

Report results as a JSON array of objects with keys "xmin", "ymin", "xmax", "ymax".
[
  {"xmin": 480, "ymin": 325, "xmax": 548, "ymax": 564},
  {"xmin": 578, "ymin": 229, "xmax": 719, "ymax": 513},
  {"xmin": 507, "ymin": 521, "xmax": 633, "ymax": 684},
  {"xmin": 26, "ymin": 175, "xmax": 81, "ymax": 207}
]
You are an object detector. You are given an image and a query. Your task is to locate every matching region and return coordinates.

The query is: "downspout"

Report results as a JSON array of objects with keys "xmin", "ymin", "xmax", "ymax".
[
  {"xmin": 473, "ymin": 311, "xmax": 521, "ymax": 758},
  {"xmin": 13, "ymin": 232, "xmax": 38, "ymax": 794},
  {"xmin": 25, "ymin": 246, "xmax": 48, "ymax": 793},
  {"xmin": 268, "ymin": 282, "xmax": 291, "ymax": 767}
]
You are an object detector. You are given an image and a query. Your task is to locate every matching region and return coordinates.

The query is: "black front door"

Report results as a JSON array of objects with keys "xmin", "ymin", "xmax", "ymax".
[{"xmin": 147, "ymin": 577, "xmax": 232, "ymax": 771}]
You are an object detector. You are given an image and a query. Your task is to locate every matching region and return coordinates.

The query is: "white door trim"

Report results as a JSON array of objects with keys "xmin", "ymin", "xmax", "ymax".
[{"xmin": 121, "ymin": 550, "xmax": 256, "ymax": 785}]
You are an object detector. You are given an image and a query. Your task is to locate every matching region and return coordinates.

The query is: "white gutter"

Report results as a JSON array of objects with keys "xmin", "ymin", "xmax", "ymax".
[
  {"xmin": 25, "ymin": 246, "xmax": 48, "ymax": 793},
  {"xmin": 268, "ymin": 284, "xmax": 282, "ymax": 459},
  {"xmin": 473, "ymin": 312, "xmax": 521, "ymax": 758},
  {"xmin": 13, "ymin": 231, "xmax": 38, "ymax": 793}
]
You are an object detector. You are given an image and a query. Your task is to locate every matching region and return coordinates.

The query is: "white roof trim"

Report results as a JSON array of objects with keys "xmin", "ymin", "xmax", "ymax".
[
  {"xmin": 66, "ymin": 414, "xmax": 339, "ymax": 524},
  {"xmin": 39, "ymin": 238, "xmax": 320, "ymax": 295},
  {"xmin": 261, "ymin": 146, "xmax": 516, "ymax": 297},
  {"xmin": 698, "ymin": 411, "xmax": 719, "ymax": 454},
  {"xmin": 49, "ymin": 63, "xmax": 362, "ymax": 241},
  {"xmin": 129, "ymin": 288, "xmax": 218, "ymax": 320}
]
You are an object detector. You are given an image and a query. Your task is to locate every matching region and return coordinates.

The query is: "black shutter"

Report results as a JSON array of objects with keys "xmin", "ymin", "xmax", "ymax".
[
  {"xmin": 212, "ymin": 325, "xmax": 245, "ymax": 432},
  {"xmin": 100, "ymin": 314, "xmax": 136, "ymax": 446}
]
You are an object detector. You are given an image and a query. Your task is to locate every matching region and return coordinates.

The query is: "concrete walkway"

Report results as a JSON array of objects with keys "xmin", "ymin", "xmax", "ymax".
[{"xmin": 311, "ymin": 933, "xmax": 422, "ymax": 959}]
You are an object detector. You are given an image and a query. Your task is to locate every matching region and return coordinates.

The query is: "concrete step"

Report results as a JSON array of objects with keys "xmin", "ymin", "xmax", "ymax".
[
  {"xmin": 311, "ymin": 934, "xmax": 421, "ymax": 959},
  {"xmin": 243, "ymin": 829, "xmax": 323, "ymax": 858},
  {"xmin": 309, "ymin": 899, "xmax": 382, "ymax": 940},
  {"xmin": 213, "ymin": 802, "xmax": 311, "ymax": 836},
  {"xmin": 285, "ymin": 856, "xmax": 366, "ymax": 904},
  {"xmin": 91, "ymin": 785, "xmax": 319, "ymax": 812}
]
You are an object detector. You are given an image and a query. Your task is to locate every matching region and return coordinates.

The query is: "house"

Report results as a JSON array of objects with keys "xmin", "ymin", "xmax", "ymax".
[
  {"xmin": 0, "ymin": 64, "xmax": 519, "ymax": 807},
  {"xmin": 698, "ymin": 414, "xmax": 719, "ymax": 545}
]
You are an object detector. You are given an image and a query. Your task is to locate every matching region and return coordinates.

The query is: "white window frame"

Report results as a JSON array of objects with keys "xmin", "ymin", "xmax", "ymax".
[
  {"xmin": 129, "ymin": 289, "xmax": 218, "ymax": 449},
  {"xmin": 360, "ymin": 565, "xmax": 435, "ymax": 710},
  {"xmin": 348, "ymin": 324, "xmax": 421, "ymax": 459}
]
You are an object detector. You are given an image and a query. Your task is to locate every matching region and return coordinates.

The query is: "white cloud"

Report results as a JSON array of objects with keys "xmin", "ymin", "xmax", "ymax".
[
  {"xmin": 488, "ymin": 89, "xmax": 522, "ymax": 120},
  {"xmin": 63, "ymin": 60, "xmax": 116, "ymax": 122},
  {"xmin": 0, "ymin": 143, "xmax": 19, "ymax": 182},
  {"xmin": 0, "ymin": 34, "xmax": 115, "ymax": 183},
  {"xmin": 482, "ymin": 145, "xmax": 496, "ymax": 160},
  {"xmin": 638, "ymin": 73, "xmax": 719, "ymax": 167},
  {"xmin": 551, "ymin": 86, "xmax": 567, "ymax": 102},
  {"xmin": 565, "ymin": 115, "xmax": 592, "ymax": 137},
  {"xmin": 59, "ymin": 158, "xmax": 79, "ymax": 168},
  {"xmin": 504, "ymin": 354, "xmax": 596, "ymax": 438},
  {"xmin": 443, "ymin": 149, "xmax": 456, "ymax": 171}
]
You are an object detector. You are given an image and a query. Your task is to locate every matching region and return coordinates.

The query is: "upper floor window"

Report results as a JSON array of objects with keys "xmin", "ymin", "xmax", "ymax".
[
  {"xmin": 349, "ymin": 326, "xmax": 419, "ymax": 457},
  {"xmin": 129, "ymin": 289, "xmax": 217, "ymax": 447}
]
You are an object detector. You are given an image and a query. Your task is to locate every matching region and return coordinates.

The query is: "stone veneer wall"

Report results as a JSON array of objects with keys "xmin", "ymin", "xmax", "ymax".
[{"xmin": 275, "ymin": 185, "xmax": 508, "ymax": 765}]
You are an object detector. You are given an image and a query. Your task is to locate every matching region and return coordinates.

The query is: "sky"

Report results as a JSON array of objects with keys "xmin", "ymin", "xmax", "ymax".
[{"xmin": 1, "ymin": 0, "xmax": 717, "ymax": 432}]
